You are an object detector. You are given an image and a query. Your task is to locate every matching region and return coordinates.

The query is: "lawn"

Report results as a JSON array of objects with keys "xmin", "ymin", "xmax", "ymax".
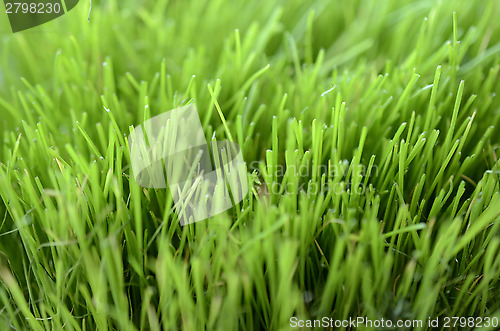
[{"xmin": 0, "ymin": 0, "xmax": 499, "ymax": 330}]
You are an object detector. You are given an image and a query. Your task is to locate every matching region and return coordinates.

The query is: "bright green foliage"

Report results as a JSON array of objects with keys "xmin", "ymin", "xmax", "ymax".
[{"xmin": 0, "ymin": 0, "xmax": 499, "ymax": 330}]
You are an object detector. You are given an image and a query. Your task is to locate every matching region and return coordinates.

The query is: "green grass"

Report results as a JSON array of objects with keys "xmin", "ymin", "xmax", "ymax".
[{"xmin": 0, "ymin": 0, "xmax": 500, "ymax": 329}]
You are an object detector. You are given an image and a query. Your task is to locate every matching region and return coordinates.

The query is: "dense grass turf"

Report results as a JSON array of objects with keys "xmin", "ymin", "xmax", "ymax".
[{"xmin": 0, "ymin": 0, "xmax": 499, "ymax": 329}]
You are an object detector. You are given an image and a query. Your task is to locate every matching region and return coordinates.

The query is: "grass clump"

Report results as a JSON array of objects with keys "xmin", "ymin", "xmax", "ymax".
[{"xmin": 0, "ymin": 0, "xmax": 500, "ymax": 330}]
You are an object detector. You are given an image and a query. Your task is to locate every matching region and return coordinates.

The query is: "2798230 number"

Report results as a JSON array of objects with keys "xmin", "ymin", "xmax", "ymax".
[
  {"xmin": 443, "ymin": 316, "xmax": 499, "ymax": 328},
  {"xmin": 5, "ymin": 2, "xmax": 61, "ymax": 14}
]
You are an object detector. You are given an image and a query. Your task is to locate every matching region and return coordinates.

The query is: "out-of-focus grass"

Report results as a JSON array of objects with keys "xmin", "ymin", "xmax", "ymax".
[{"xmin": 0, "ymin": 0, "xmax": 499, "ymax": 330}]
